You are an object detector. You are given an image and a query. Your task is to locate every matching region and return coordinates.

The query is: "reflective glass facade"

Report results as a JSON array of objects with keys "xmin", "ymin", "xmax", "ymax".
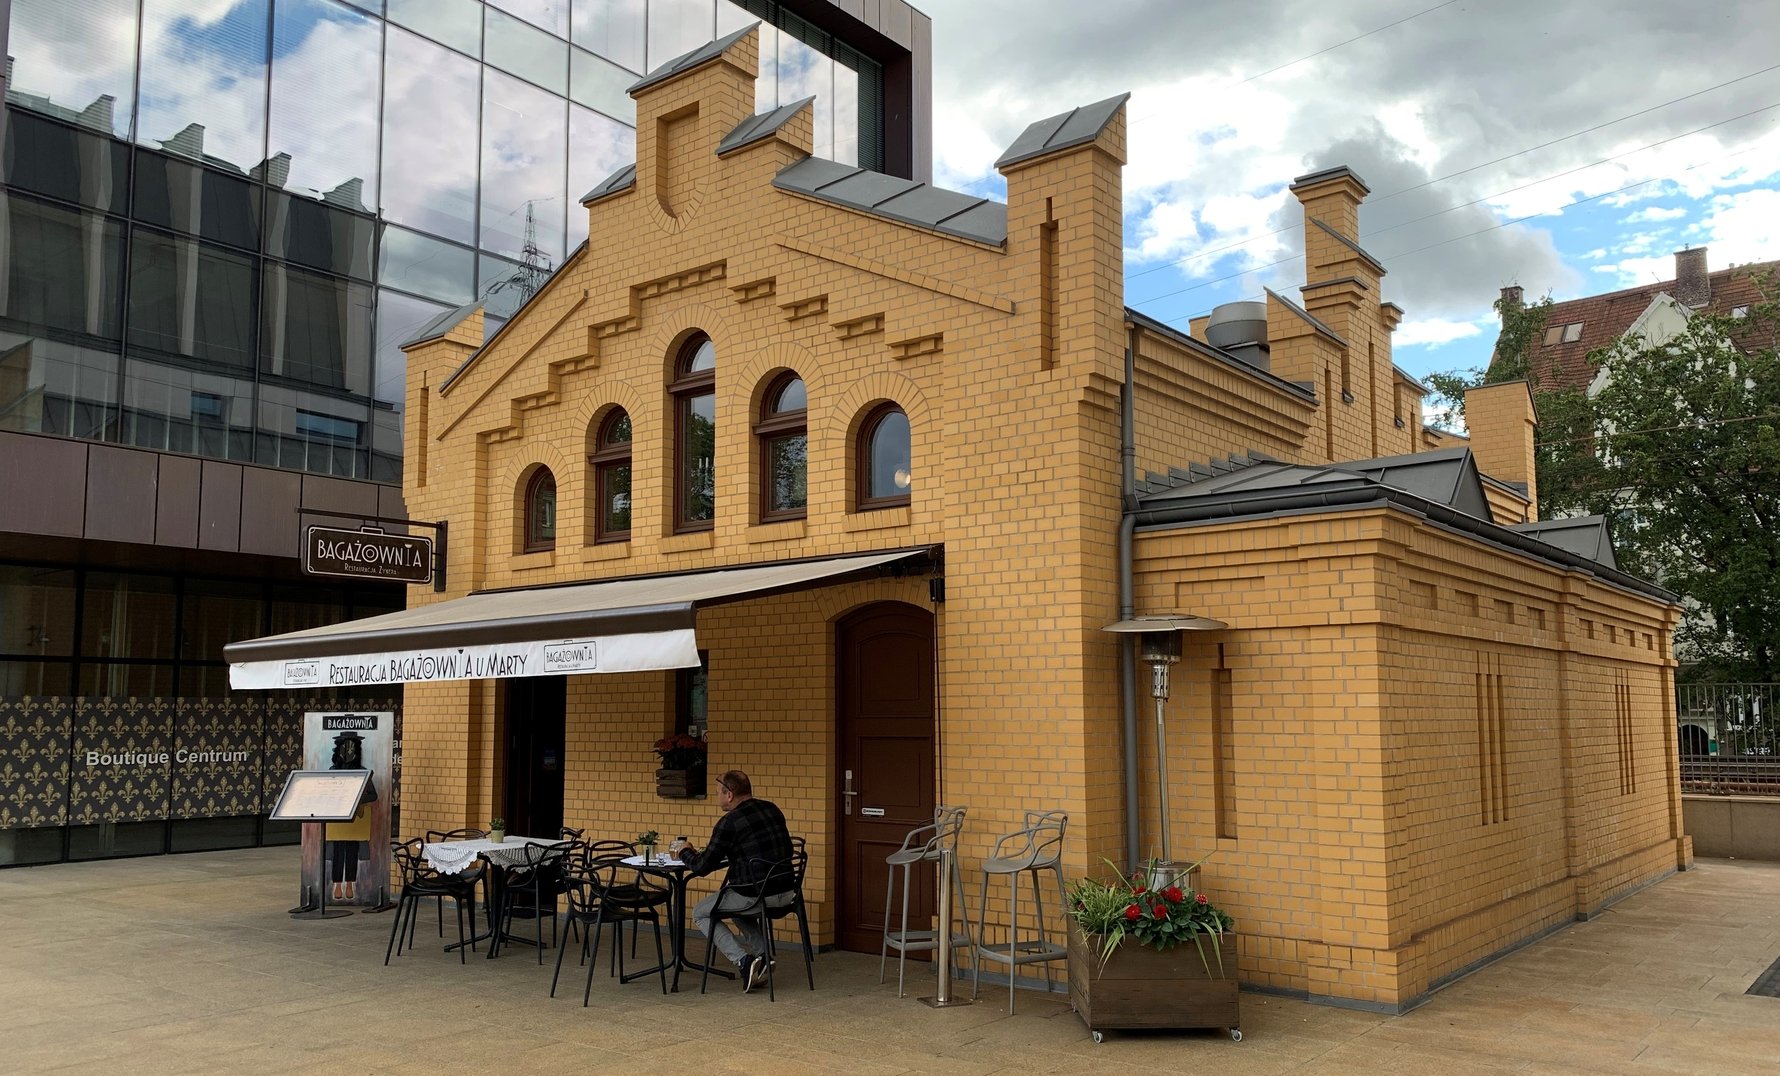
[{"xmin": 2, "ymin": 0, "xmax": 886, "ymax": 484}]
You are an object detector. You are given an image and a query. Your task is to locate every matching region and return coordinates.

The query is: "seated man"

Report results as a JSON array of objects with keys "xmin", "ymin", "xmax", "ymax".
[{"xmin": 678, "ymin": 769, "xmax": 795, "ymax": 992}]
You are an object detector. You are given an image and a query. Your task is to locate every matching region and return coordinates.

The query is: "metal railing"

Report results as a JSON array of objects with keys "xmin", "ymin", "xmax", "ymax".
[{"xmin": 1678, "ymin": 684, "xmax": 1780, "ymax": 794}]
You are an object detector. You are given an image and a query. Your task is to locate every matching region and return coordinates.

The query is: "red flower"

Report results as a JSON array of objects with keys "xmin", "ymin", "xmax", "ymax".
[
  {"xmin": 1152, "ymin": 903, "xmax": 1167, "ymax": 918},
  {"xmin": 1195, "ymin": 892, "xmax": 1209, "ymax": 905},
  {"xmin": 1163, "ymin": 885, "xmax": 1184, "ymax": 902},
  {"xmin": 1124, "ymin": 904, "xmax": 1141, "ymax": 921}
]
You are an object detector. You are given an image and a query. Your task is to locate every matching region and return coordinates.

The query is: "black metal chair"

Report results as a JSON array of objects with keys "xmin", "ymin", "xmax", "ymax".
[
  {"xmin": 386, "ymin": 838, "xmax": 477, "ymax": 964},
  {"xmin": 699, "ymin": 856, "xmax": 798, "ymax": 1001},
  {"xmin": 767, "ymin": 837, "xmax": 817, "ymax": 990},
  {"xmin": 423, "ymin": 828, "xmax": 487, "ymax": 937},
  {"xmin": 496, "ymin": 840, "xmax": 574, "ymax": 962},
  {"xmin": 550, "ymin": 853, "xmax": 671, "ymax": 1002}
]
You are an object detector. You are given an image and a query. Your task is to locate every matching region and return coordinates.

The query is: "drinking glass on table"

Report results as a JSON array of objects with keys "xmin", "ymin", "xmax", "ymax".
[{"xmin": 669, "ymin": 835, "xmax": 688, "ymax": 860}]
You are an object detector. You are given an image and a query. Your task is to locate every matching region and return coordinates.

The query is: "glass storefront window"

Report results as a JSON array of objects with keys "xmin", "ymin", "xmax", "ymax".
[
  {"xmin": 648, "ymin": 0, "xmax": 716, "ymax": 73},
  {"xmin": 373, "ymin": 289, "xmax": 450, "ymax": 410},
  {"xmin": 260, "ymin": 264, "xmax": 375, "ymax": 395},
  {"xmin": 0, "ymin": 567, "xmax": 78, "ymax": 658},
  {"xmin": 381, "ymin": 27, "xmax": 480, "ymax": 246},
  {"xmin": 0, "ymin": 659, "xmax": 74, "ymax": 695},
  {"xmin": 570, "ymin": 106, "xmax": 636, "ymax": 210},
  {"xmin": 269, "ymin": 0, "xmax": 383, "ymax": 211},
  {"xmin": 0, "ymin": 194, "xmax": 126, "ymax": 341},
  {"xmin": 256, "ymin": 383, "xmax": 371, "ymax": 478},
  {"xmin": 572, "ymin": 0, "xmax": 646, "ymax": 73},
  {"xmin": 386, "ymin": 0, "xmax": 482, "ymax": 56},
  {"xmin": 120, "ymin": 358, "xmax": 255, "ymax": 461},
  {"xmin": 180, "ymin": 579, "xmax": 263, "ymax": 662},
  {"xmin": 3, "ymin": 110, "xmax": 131, "ymax": 215},
  {"xmin": 778, "ymin": 34, "xmax": 835, "ymax": 160},
  {"xmin": 133, "ymin": 148, "xmax": 262, "ymax": 252},
  {"xmin": 485, "ymin": 6, "xmax": 569, "ymax": 96},
  {"xmin": 136, "ymin": 0, "xmax": 272, "ymax": 176},
  {"xmin": 379, "ymin": 227, "xmax": 476, "ymax": 305},
  {"xmin": 488, "ymin": 0, "xmax": 571, "ymax": 40},
  {"xmin": 266, "ymin": 192, "xmax": 376, "ymax": 282},
  {"xmin": 480, "ymin": 71, "xmax": 569, "ymax": 264},
  {"xmin": 81, "ymin": 573, "xmax": 177, "ymax": 662},
  {"xmin": 127, "ymin": 227, "xmax": 259, "ymax": 370},
  {"xmin": 5, "ymin": 0, "xmax": 140, "ymax": 139},
  {"xmin": 570, "ymin": 49, "xmax": 638, "ymax": 124},
  {"xmin": 68, "ymin": 821, "xmax": 168, "ymax": 860}
]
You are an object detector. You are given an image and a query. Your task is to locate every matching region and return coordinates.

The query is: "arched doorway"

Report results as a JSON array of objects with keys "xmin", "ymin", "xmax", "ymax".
[{"xmin": 836, "ymin": 601, "xmax": 935, "ymax": 953}]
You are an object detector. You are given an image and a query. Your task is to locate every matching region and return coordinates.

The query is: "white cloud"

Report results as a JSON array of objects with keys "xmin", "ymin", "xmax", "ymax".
[
  {"xmin": 1623, "ymin": 205, "xmax": 1687, "ymax": 223},
  {"xmin": 1393, "ymin": 318, "xmax": 1486, "ymax": 348}
]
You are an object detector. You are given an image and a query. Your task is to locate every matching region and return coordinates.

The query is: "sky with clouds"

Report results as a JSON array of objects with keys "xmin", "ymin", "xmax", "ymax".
[{"xmin": 916, "ymin": 0, "xmax": 1780, "ymax": 380}]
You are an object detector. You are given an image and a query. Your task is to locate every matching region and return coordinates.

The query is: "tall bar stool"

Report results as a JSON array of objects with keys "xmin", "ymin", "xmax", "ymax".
[
  {"xmin": 971, "ymin": 809, "xmax": 1068, "ymax": 1013},
  {"xmin": 879, "ymin": 805, "xmax": 973, "ymax": 998}
]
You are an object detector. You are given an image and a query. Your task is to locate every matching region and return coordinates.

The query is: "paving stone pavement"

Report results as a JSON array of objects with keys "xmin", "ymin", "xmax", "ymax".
[{"xmin": 3, "ymin": 848, "xmax": 1779, "ymax": 1074}]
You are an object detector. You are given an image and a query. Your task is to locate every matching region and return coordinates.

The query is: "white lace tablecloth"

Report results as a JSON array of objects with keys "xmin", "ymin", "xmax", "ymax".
[
  {"xmin": 622, "ymin": 853, "xmax": 686, "ymax": 869},
  {"xmin": 422, "ymin": 836, "xmax": 555, "ymax": 875}
]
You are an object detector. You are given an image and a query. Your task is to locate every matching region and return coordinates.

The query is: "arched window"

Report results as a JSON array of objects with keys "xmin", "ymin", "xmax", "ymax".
[
  {"xmin": 589, "ymin": 409, "xmax": 632, "ymax": 542},
  {"xmin": 857, "ymin": 403, "xmax": 910, "ymax": 510},
  {"xmin": 524, "ymin": 467, "xmax": 556, "ymax": 551},
  {"xmin": 670, "ymin": 334, "xmax": 716, "ymax": 531},
  {"xmin": 754, "ymin": 373, "xmax": 806, "ymax": 521}
]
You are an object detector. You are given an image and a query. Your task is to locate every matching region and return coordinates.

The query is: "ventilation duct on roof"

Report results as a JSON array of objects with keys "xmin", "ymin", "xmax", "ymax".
[{"xmin": 1205, "ymin": 300, "xmax": 1270, "ymax": 371}]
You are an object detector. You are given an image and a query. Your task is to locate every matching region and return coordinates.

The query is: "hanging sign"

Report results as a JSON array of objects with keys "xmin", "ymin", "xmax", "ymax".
[{"xmin": 303, "ymin": 525, "xmax": 434, "ymax": 584}]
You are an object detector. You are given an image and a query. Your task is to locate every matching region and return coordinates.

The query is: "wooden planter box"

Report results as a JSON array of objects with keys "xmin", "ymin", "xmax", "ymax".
[
  {"xmin": 1068, "ymin": 921, "xmax": 1242, "ymax": 1043},
  {"xmin": 655, "ymin": 767, "xmax": 705, "ymax": 799}
]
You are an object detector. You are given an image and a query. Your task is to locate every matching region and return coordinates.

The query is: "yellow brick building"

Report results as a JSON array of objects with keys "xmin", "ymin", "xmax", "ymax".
[{"xmin": 228, "ymin": 26, "xmax": 1688, "ymax": 1011}]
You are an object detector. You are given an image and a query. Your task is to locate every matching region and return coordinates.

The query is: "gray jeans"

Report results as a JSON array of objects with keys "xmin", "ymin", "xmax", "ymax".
[{"xmin": 692, "ymin": 888, "xmax": 795, "ymax": 966}]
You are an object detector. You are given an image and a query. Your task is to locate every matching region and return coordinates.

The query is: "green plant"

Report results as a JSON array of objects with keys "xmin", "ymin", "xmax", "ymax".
[
  {"xmin": 636, "ymin": 829, "xmax": 659, "ymax": 850},
  {"xmin": 1068, "ymin": 856, "xmax": 1234, "ymax": 976},
  {"xmin": 653, "ymin": 733, "xmax": 707, "ymax": 769},
  {"xmin": 489, "ymin": 817, "xmax": 506, "ymax": 832}
]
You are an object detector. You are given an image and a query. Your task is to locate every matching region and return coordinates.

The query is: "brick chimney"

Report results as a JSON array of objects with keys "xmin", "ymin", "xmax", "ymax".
[
  {"xmin": 1673, "ymin": 247, "xmax": 1710, "ymax": 308},
  {"xmin": 1498, "ymin": 284, "xmax": 1523, "ymax": 324},
  {"xmin": 1464, "ymin": 380, "xmax": 1538, "ymax": 522}
]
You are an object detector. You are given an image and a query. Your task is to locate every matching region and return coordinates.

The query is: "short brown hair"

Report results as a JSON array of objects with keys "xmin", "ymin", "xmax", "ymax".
[{"xmin": 717, "ymin": 769, "xmax": 751, "ymax": 797}]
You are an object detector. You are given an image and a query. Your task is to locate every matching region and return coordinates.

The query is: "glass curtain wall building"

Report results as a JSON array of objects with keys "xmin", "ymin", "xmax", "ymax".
[
  {"xmin": 2, "ymin": 0, "xmax": 909, "ymax": 483},
  {"xmin": 0, "ymin": 0, "xmax": 930, "ymax": 866}
]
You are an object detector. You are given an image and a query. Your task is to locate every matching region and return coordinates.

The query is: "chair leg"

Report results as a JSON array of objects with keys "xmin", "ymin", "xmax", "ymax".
[
  {"xmin": 1008, "ymin": 870, "xmax": 1019, "ymax": 1015},
  {"xmin": 971, "ymin": 871, "xmax": 988, "ymax": 1001},
  {"xmin": 896, "ymin": 862, "xmax": 914, "ymax": 998},
  {"xmin": 550, "ymin": 914, "xmax": 577, "ymax": 996},
  {"xmin": 384, "ymin": 892, "xmax": 407, "ymax": 965},
  {"xmin": 699, "ymin": 916, "xmax": 720, "ymax": 995},
  {"xmin": 584, "ymin": 909, "xmax": 605, "ymax": 1007},
  {"xmin": 436, "ymin": 894, "xmax": 444, "ymax": 937},
  {"xmin": 455, "ymin": 896, "xmax": 468, "ymax": 964},
  {"xmin": 953, "ymin": 857, "xmax": 977, "ymax": 981},
  {"xmin": 651, "ymin": 912, "xmax": 668, "ymax": 995},
  {"xmin": 1031, "ymin": 869, "xmax": 1052, "ymax": 993},
  {"xmin": 762, "ymin": 914, "xmax": 776, "ymax": 1002},
  {"xmin": 798, "ymin": 907, "xmax": 816, "ymax": 990},
  {"xmin": 534, "ymin": 887, "xmax": 546, "ymax": 965},
  {"xmin": 878, "ymin": 864, "xmax": 896, "ymax": 985}
]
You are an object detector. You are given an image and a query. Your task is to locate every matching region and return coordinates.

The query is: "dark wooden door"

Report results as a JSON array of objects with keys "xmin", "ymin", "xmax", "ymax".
[
  {"xmin": 503, "ymin": 675, "xmax": 566, "ymax": 838},
  {"xmin": 837, "ymin": 602, "xmax": 935, "ymax": 954}
]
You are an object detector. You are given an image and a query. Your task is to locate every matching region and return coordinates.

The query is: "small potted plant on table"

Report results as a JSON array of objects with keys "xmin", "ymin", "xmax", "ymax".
[
  {"xmin": 489, "ymin": 818, "xmax": 507, "ymax": 844},
  {"xmin": 1067, "ymin": 858, "xmax": 1240, "ymax": 1043},
  {"xmin": 636, "ymin": 830, "xmax": 659, "ymax": 860}
]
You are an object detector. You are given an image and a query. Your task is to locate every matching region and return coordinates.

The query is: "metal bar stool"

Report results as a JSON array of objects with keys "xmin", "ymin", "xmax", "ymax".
[
  {"xmin": 879, "ymin": 806, "xmax": 973, "ymax": 997},
  {"xmin": 971, "ymin": 809, "xmax": 1068, "ymax": 1013}
]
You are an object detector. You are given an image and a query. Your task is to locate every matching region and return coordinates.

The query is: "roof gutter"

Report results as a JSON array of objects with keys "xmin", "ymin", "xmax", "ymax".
[{"xmin": 1131, "ymin": 487, "xmax": 1675, "ymax": 604}]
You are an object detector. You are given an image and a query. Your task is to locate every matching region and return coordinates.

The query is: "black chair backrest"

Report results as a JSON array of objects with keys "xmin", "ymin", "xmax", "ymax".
[
  {"xmin": 560, "ymin": 826, "xmax": 586, "ymax": 839},
  {"xmin": 584, "ymin": 851, "xmax": 668, "ymax": 906},
  {"xmin": 426, "ymin": 827, "xmax": 487, "ymax": 842},
  {"xmin": 721, "ymin": 855, "xmax": 796, "ymax": 908}
]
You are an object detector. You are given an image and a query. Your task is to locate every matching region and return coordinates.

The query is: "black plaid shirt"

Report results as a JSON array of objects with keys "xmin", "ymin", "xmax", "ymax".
[{"xmin": 683, "ymin": 797, "xmax": 794, "ymax": 894}]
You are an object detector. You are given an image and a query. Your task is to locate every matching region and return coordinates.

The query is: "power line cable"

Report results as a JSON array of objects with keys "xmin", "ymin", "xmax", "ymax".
[{"xmin": 1126, "ymin": 62, "xmax": 1780, "ymax": 284}]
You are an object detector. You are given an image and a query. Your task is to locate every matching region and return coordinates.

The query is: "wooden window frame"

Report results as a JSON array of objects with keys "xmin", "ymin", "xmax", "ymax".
[
  {"xmin": 856, "ymin": 402, "xmax": 911, "ymax": 511},
  {"xmin": 588, "ymin": 409, "xmax": 632, "ymax": 544},
  {"xmin": 523, "ymin": 467, "xmax": 556, "ymax": 552},
  {"xmin": 670, "ymin": 335, "xmax": 716, "ymax": 533},
  {"xmin": 754, "ymin": 373, "xmax": 807, "ymax": 523}
]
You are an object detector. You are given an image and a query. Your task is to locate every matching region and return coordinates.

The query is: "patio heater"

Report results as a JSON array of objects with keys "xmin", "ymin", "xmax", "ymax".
[{"xmin": 1104, "ymin": 615, "xmax": 1227, "ymax": 877}]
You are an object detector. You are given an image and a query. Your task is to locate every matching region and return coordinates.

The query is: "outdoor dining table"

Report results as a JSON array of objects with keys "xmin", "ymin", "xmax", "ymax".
[
  {"xmin": 618, "ymin": 853, "xmax": 735, "ymax": 992},
  {"xmin": 421, "ymin": 835, "xmax": 558, "ymax": 958}
]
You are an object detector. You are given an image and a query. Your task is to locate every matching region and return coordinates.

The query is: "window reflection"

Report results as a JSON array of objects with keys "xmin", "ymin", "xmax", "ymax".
[
  {"xmin": 0, "ymin": 567, "xmax": 79, "ymax": 657},
  {"xmin": 134, "ymin": 147, "xmax": 262, "ymax": 251},
  {"xmin": 260, "ymin": 264, "xmax": 374, "ymax": 395},
  {"xmin": 127, "ymin": 227, "xmax": 258, "ymax": 369},
  {"xmin": 379, "ymin": 226, "xmax": 475, "ymax": 304},
  {"xmin": 82, "ymin": 572, "xmax": 178, "ymax": 661},
  {"xmin": 480, "ymin": 70, "xmax": 568, "ymax": 263},
  {"xmin": 489, "ymin": 0, "xmax": 570, "ymax": 37},
  {"xmin": 373, "ymin": 289, "xmax": 449, "ymax": 415},
  {"xmin": 571, "ymin": 49, "xmax": 638, "ymax": 123},
  {"xmin": 778, "ymin": 34, "xmax": 835, "ymax": 159},
  {"xmin": 266, "ymin": 192, "xmax": 375, "ymax": 281},
  {"xmin": 5, "ymin": 0, "xmax": 139, "ymax": 138},
  {"xmin": 136, "ymin": 0, "xmax": 272, "ymax": 176},
  {"xmin": 4, "ymin": 110, "xmax": 131, "ymax": 215},
  {"xmin": 0, "ymin": 332, "xmax": 121, "ymax": 442},
  {"xmin": 570, "ymin": 106, "xmax": 636, "ymax": 209},
  {"xmin": 269, "ymin": 0, "xmax": 382, "ymax": 210},
  {"xmin": 386, "ymin": 0, "xmax": 482, "ymax": 56},
  {"xmin": 381, "ymin": 27, "xmax": 480, "ymax": 245},
  {"xmin": 648, "ymin": 0, "xmax": 716, "ymax": 72},
  {"xmin": 256, "ymin": 383, "xmax": 370, "ymax": 477},
  {"xmin": 1, "ymin": 194, "xmax": 126, "ymax": 341},
  {"xmin": 485, "ymin": 6, "xmax": 569, "ymax": 96},
  {"xmin": 572, "ymin": 0, "xmax": 646, "ymax": 73},
  {"xmin": 862, "ymin": 405, "xmax": 911, "ymax": 506},
  {"xmin": 120, "ymin": 358, "xmax": 254, "ymax": 461}
]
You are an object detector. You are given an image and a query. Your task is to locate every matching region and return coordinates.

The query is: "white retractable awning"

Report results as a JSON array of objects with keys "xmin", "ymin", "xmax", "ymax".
[{"xmin": 226, "ymin": 548, "xmax": 930, "ymax": 690}]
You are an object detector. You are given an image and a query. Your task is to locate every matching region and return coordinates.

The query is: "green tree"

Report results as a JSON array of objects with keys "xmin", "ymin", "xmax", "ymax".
[
  {"xmin": 1590, "ymin": 293, "xmax": 1780, "ymax": 681},
  {"xmin": 1426, "ymin": 292, "xmax": 1607, "ymax": 520}
]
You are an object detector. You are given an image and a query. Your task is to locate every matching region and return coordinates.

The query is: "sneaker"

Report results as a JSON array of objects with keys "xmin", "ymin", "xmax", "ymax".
[
  {"xmin": 739, "ymin": 954, "xmax": 756, "ymax": 994},
  {"xmin": 748, "ymin": 956, "xmax": 773, "ymax": 992}
]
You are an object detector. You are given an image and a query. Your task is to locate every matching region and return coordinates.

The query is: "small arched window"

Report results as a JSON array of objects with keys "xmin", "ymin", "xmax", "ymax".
[
  {"xmin": 589, "ymin": 409, "xmax": 632, "ymax": 542},
  {"xmin": 524, "ymin": 467, "xmax": 556, "ymax": 552},
  {"xmin": 857, "ymin": 403, "xmax": 911, "ymax": 510},
  {"xmin": 670, "ymin": 335, "xmax": 716, "ymax": 531},
  {"xmin": 754, "ymin": 373, "xmax": 807, "ymax": 521}
]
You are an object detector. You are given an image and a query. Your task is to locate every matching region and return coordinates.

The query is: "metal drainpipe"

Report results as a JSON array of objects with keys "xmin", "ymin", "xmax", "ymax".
[{"xmin": 1119, "ymin": 323, "xmax": 1140, "ymax": 873}]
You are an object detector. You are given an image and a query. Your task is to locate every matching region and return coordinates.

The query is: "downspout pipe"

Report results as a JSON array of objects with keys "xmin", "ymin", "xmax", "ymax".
[{"xmin": 1119, "ymin": 323, "xmax": 1140, "ymax": 873}]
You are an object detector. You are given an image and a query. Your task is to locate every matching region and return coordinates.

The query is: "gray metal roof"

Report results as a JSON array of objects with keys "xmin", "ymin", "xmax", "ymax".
[
  {"xmin": 773, "ymin": 156, "xmax": 1008, "ymax": 245},
  {"xmin": 1124, "ymin": 307, "xmax": 1317, "ymax": 401},
  {"xmin": 399, "ymin": 302, "xmax": 482, "ymax": 349},
  {"xmin": 628, "ymin": 22, "xmax": 758, "ymax": 95},
  {"xmin": 1310, "ymin": 218, "xmax": 1386, "ymax": 275},
  {"xmin": 1263, "ymin": 287, "xmax": 1348, "ymax": 347},
  {"xmin": 717, "ymin": 96, "xmax": 815, "ymax": 155},
  {"xmin": 994, "ymin": 93, "xmax": 1130, "ymax": 169},
  {"xmin": 580, "ymin": 163, "xmax": 637, "ymax": 205},
  {"xmin": 1511, "ymin": 516, "xmax": 1618, "ymax": 570},
  {"xmin": 1290, "ymin": 165, "xmax": 1370, "ymax": 194},
  {"xmin": 1136, "ymin": 446, "xmax": 1493, "ymax": 522}
]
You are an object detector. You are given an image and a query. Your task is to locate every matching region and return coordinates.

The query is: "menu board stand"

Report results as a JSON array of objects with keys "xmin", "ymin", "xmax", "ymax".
[{"xmin": 270, "ymin": 769, "xmax": 373, "ymax": 920}]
